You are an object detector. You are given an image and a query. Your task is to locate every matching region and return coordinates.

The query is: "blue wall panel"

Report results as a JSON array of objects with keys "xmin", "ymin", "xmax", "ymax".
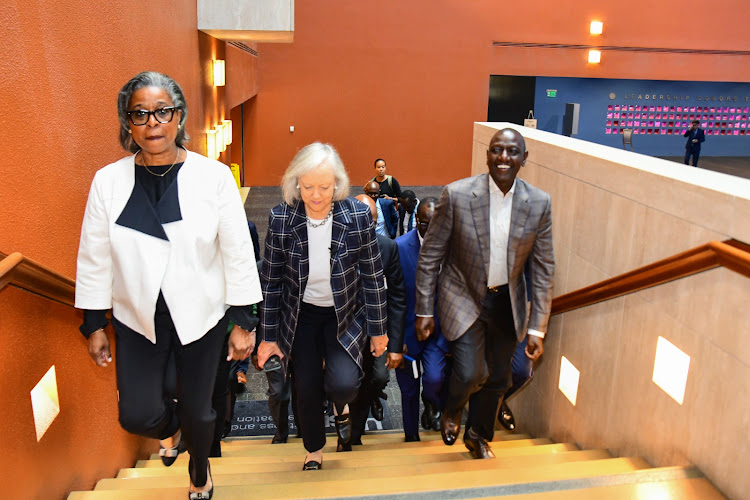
[{"xmin": 532, "ymin": 77, "xmax": 750, "ymax": 156}]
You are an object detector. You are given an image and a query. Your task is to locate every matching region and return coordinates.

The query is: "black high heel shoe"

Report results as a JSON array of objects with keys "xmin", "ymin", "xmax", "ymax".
[
  {"xmin": 159, "ymin": 431, "xmax": 185, "ymax": 467},
  {"xmin": 188, "ymin": 459, "xmax": 213, "ymax": 499},
  {"xmin": 334, "ymin": 413, "xmax": 352, "ymax": 444}
]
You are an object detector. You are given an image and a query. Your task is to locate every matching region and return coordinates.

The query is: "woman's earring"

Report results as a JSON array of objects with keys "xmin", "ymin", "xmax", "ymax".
[
  {"xmin": 296, "ymin": 184, "xmax": 300, "ymax": 189},
  {"xmin": 128, "ymin": 129, "xmax": 132, "ymax": 134},
  {"xmin": 334, "ymin": 185, "xmax": 338, "ymax": 191}
]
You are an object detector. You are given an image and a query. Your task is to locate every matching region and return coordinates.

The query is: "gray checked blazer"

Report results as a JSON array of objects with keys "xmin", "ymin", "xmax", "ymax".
[
  {"xmin": 416, "ymin": 174, "xmax": 554, "ymax": 342},
  {"xmin": 259, "ymin": 197, "xmax": 388, "ymax": 369}
]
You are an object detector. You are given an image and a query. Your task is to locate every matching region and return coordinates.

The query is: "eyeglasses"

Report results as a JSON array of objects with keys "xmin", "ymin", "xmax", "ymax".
[{"xmin": 126, "ymin": 107, "xmax": 178, "ymax": 126}]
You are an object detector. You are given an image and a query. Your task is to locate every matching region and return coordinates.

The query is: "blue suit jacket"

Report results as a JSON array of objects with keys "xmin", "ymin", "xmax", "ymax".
[
  {"xmin": 377, "ymin": 198, "xmax": 399, "ymax": 239},
  {"xmin": 259, "ymin": 198, "xmax": 388, "ymax": 370},
  {"xmin": 395, "ymin": 229, "xmax": 449, "ymax": 356},
  {"xmin": 684, "ymin": 127, "xmax": 706, "ymax": 151}
]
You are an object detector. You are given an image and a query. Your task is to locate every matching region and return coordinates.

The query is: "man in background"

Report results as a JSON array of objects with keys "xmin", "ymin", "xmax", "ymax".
[
  {"xmin": 364, "ymin": 180, "xmax": 399, "ymax": 239},
  {"xmin": 684, "ymin": 119, "xmax": 706, "ymax": 167},
  {"xmin": 398, "ymin": 190, "xmax": 419, "ymax": 237},
  {"xmin": 395, "ymin": 197, "xmax": 450, "ymax": 442}
]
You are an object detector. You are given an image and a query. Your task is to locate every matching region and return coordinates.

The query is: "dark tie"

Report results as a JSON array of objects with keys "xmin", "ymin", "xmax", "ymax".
[{"xmin": 407, "ymin": 213, "xmax": 413, "ymax": 231}]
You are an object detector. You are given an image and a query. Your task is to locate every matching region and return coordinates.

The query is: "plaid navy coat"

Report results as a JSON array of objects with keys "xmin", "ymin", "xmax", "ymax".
[{"xmin": 259, "ymin": 197, "xmax": 388, "ymax": 369}]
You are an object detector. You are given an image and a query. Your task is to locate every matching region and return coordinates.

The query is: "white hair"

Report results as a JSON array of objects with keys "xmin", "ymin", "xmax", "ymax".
[{"xmin": 281, "ymin": 142, "xmax": 350, "ymax": 205}]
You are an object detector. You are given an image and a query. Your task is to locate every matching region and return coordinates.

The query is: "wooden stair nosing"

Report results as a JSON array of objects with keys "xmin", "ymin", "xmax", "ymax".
[
  {"xmin": 68, "ymin": 457, "xmax": 650, "ymax": 499},
  {"xmin": 181, "ymin": 432, "xmax": 531, "ymax": 458},
  {"xmin": 141, "ymin": 438, "xmax": 553, "ymax": 464},
  {"xmin": 120, "ymin": 443, "xmax": 579, "ymax": 478},
  {"xmin": 219, "ymin": 430, "xmax": 517, "ymax": 447},
  {"xmin": 483, "ymin": 477, "xmax": 726, "ymax": 499},
  {"xmin": 97, "ymin": 449, "xmax": 612, "ymax": 490}
]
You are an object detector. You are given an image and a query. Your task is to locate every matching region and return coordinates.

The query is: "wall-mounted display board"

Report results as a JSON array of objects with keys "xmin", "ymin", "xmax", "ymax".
[{"xmin": 529, "ymin": 77, "xmax": 750, "ymax": 156}]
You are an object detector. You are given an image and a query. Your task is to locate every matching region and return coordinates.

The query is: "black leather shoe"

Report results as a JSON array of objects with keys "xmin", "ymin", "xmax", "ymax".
[
  {"xmin": 334, "ymin": 414, "xmax": 352, "ymax": 444},
  {"xmin": 421, "ymin": 396, "xmax": 436, "ymax": 430},
  {"xmin": 271, "ymin": 431, "xmax": 288, "ymax": 444},
  {"xmin": 370, "ymin": 397, "xmax": 384, "ymax": 421},
  {"xmin": 430, "ymin": 409, "xmax": 442, "ymax": 432},
  {"xmin": 302, "ymin": 460, "xmax": 322, "ymax": 470},
  {"xmin": 405, "ymin": 433, "xmax": 421, "ymax": 442},
  {"xmin": 336, "ymin": 439, "xmax": 352, "ymax": 452},
  {"xmin": 440, "ymin": 410, "xmax": 461, "ymax": 446},
  {"xmin": 498, "ymin": 400, "xmax": 515, "ymax": 431},
  {"xmin": 464, "ymin": 428, "xmax": 495, "ymax": 459}
]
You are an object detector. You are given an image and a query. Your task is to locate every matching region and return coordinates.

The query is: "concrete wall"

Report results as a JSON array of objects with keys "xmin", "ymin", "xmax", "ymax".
[{"xmin": 473, "ymin": 123, "xmax": 750, "ymax": 499}]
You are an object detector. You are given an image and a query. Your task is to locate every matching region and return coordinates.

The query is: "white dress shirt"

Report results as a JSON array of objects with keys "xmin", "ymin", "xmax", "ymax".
[{"xmin": 488, "ymin": 177, "xmax": 544, "ymax": 339}]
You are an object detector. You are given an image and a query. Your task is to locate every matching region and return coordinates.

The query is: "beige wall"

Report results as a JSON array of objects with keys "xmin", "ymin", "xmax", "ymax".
[{"xmin": 473, "ymin": 123, "xmax": 750, "ymax": 499}]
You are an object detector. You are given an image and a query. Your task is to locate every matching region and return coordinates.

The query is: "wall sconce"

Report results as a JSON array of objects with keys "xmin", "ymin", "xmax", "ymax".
[
  {"xmin": 207, "ymin": 129, "xmax": 218, "ymax": 159},
  {"xmin": 590, "ymin": 21, "xmax": 603, "ymax": 35},
  {"xmin": 31, "ymin": 365, "xmax": 60, "ymax": 442},
  {"xmin": 588, "ymin": 49, "xmax": 601, "ymax": 64},
  {"xmin": 652, "ymin": 336, "xmax": 691, "ymax": 405},
  {"xmin": 215, "ymin": 124, "xmax": 226, "ymax": 153},
  {"xmin": 213, "ymin": 59, "xmax": 225, "ymax": 87},
  {"xmin": 222, "ymin": 119, "xmax": 232, "ymax": 145}
]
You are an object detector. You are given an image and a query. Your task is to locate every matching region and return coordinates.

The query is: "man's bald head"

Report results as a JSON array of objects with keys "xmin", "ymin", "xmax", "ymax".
[
  {"xmin": 355, "ymin": 194, "xmax": 378, "ymax": 221},
  {"xmin": 491, "ymin": 128, "xmax": 526, "ymax": 153}
]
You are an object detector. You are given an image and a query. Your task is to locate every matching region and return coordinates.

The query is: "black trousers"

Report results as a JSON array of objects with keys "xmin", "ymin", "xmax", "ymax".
[
  {"xmin": 266, "ymin": 365, "xmax": 292, "ymax": 440},
  {"xmin": 445, "ymin": 286, "xmax": 517, "ymax": 441},
  {"xmin": 291, "ymin": 302, "xmax": 361, "ymax": 452},
  {"xmin": 113, "ymin": 302, "xmax": 227, "ymax": 487}
]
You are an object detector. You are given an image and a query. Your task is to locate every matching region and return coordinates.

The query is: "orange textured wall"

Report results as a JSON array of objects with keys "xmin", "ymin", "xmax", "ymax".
[
  {"xmin": 0, "ymin": 1, "xmax": 252, "ymax": 497},
  {"xmin": 246, "ymin": 0, "xmax": 750, "ymax": 187}
]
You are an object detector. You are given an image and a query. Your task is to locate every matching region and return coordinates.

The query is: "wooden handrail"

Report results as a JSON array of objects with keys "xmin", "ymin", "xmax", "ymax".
[
  {"xmin": 2, "ymin": 237, "xmax": 749, "ymax": 315},
  {"xmin": 0, "ymin": 251, "xmax": 76, "ymax": 307},
  {"xmin": 551, "ymin": 239, "xmax": 750, "ymax": 316}
]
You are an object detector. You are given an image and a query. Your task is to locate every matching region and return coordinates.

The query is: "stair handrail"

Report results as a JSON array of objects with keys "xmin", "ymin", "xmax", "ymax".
[
  {"xmin": 0, "ymin": 251, "xmax": 75, "ymax": 307},
  {"xmin": 551, "ymin": 239, "xmax": 750, "ymax": 316},
  {"xmin": 3, "ymin": 238, "xmax": 749, "ymax": 315}
]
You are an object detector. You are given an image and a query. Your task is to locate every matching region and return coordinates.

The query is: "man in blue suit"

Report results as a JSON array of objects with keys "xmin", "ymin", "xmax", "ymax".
[
  {"xmin": 395, "ymin": 197, "xmax": 450, "ymax": 441},
  {"xmin": 684, "ymin": 120, "xmax": 706, "ymax": 167},
  {"xmin": 365, "ymin": 180, "xmax": 399, "ymax": 239}
]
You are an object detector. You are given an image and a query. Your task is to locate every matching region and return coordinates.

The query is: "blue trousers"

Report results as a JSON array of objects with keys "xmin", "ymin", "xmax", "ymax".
[
  {"xmin": 506, "ymin": 336, "xmax": 534, "ymax": 401},
  {"xmin": 395, "ymin": 337, "xmax": 449, "ymax": 437},
  {"xmin": 684, "ymin": 147, "xmax": 701, "ymax": 167}
]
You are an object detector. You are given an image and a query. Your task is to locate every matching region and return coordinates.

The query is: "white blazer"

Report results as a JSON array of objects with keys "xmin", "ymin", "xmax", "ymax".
[{"xmin": 75, "ymin": 150, "xmax": 263, "ymax": 345}]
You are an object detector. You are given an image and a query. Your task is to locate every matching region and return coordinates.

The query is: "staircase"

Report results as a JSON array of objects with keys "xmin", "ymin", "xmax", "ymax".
[{"xmin": 67, "ymin": 430, "xmax": 725, "ymax": 499}]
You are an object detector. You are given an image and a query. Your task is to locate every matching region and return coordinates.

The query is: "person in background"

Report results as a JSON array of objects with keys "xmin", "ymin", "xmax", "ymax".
[
  {"xmin": 416, "ymin": 128, "xmax": 554, "ymax": 460},
  {"xmin": 345, "ymin": 194, "xmax": 406, "ymax": 449},
  {"xmin": 371, "ymin": 158, "xmax": 402, "ymax": 203},
  {"xmin": 257, "ymin": 142, "xmax": 388, "ymax": 470},
  {"xmin": 364, "ymin": 181, "xmax": 399, "ymax": 239},
  {"xmin": 683, "ymin": 119, "xmax": 706, "ymax": 167},
  {"xmin": 76, "ymin": 71, "xmax": 262, "ymax": 499},
  {"xmin": 398, "ymin": 190, "xmax": 419, "ymax": 237},
  {"xmin": 394, "ymin": 197, "xmax": 450, "ymax": 441}
]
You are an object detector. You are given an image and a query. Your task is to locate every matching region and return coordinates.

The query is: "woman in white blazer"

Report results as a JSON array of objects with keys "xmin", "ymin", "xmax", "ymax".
[{"xmin": 75, "ymin": 71, "xmax": 262, "ymax": 500}]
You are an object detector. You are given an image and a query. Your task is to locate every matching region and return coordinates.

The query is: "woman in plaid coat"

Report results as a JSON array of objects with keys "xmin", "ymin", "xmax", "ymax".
[{"xmin": 257, "ymin": 142, "xmax": 388, "ymax": 470}]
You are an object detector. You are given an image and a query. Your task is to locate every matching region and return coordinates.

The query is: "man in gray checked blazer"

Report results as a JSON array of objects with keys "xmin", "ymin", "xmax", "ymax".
[{"xmin": 415, "ymin": 128, "xmax": 554, "ymax": 459}]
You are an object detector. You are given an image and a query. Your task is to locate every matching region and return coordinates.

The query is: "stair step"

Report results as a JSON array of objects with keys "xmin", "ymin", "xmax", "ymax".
[
  {"xmin": 68, "ymin": 457, "xmax": 649, "ymax": 499},
  {"xmin": 487, "ymin": 477, "xmax": 725, "ymax": 499},
  {"xmin": 219, "ymin": 431, "xmax": 529, "ymax": 448},
  {"xmin": 118, "ymin": 443, "xmax": 579, "ymax": 478},
  {"xmin": 139, "ymin": 438, "xmax": 553, "ymax": 466},
  {"xmin": 220, "ymin": 430, "xmax": 465, "ymax": 446},
  {"xmin": 98, "ymin": 449, "xmax": 611, "ymax": 490}
]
